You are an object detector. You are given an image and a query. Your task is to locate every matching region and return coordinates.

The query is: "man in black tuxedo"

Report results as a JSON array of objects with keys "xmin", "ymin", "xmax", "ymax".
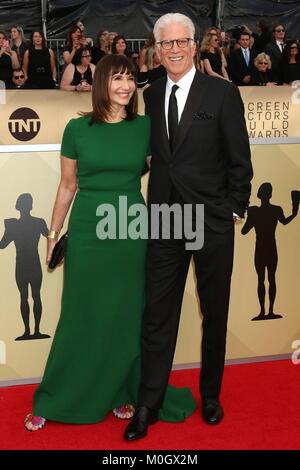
[
  {"xmin": 124, "ymin": 13, "xmax": 253, "ymax": 441},
  {"xmin": 229, "ymin": 31, "xmax": 256, "ymax": 85},
  {"xmin": 265, "ymin": 23, "xmax": 286, "ymax": 83}
]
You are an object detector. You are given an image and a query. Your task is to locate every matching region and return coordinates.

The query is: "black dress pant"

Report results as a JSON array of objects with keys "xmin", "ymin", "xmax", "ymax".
[{"xmin": 138, "ymin": 190, "xmax": 234, "ymax": 410}]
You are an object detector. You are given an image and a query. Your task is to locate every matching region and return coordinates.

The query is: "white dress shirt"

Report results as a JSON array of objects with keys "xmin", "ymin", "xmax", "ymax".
[
  {"xmin": 164, "ymin": 65, "xmax": 196, "ymax": 137},
  {"xmin": 276, "ymin": 40, "xmax": 284, "ymax": 52}
]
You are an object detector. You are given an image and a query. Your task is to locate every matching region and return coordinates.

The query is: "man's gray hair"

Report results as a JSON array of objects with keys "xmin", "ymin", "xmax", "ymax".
[{"xmin": 153, "ymin": 13, "xmax": 195, "ymax": 43}]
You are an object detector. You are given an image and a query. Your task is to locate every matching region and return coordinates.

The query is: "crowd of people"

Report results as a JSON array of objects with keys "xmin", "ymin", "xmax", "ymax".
[{"xmin": 1, "ymin": 19, "xmax": 300, "ymax": 91}]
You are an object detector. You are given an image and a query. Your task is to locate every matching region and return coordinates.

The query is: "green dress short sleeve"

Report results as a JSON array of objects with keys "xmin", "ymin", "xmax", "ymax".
[{"xmin": 61, "ymin": 119, "xmax": 78, "ymax": 160}]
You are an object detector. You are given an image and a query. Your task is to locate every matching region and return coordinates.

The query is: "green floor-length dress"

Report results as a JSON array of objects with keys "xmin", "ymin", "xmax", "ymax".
[{"xmin": 33, "ymin": 115, "xmax": 196, "ymax": 423}]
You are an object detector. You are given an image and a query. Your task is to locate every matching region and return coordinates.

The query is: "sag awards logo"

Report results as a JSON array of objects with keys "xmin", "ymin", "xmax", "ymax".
[
  {"xmin": 8, "ymin": 107, "xmax": 41, "ymax": 141},
  {"xmin": 246, "ymin": 100, "xmax": 289, "ymax": 138}
]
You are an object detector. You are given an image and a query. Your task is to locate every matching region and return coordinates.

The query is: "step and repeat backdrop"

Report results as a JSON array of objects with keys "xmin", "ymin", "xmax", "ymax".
[{"xmin": 0, "ymin": 87, "xmax": 299, "ymax": 385}]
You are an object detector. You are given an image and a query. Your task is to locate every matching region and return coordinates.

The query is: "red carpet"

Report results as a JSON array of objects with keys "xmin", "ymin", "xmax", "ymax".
[{"xmin": 0, "ymin": 359, "xmax": 299, "ymax": 450}]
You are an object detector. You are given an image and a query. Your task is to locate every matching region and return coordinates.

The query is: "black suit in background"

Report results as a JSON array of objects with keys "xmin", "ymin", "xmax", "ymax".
[
  {"xmin": 264, "ymin": 41, "xmax": 284, "ymax": 83},
  {"xmin": 253, "ymin": 31, "xmax": 272, "ymax": 53},
  {"xmin": 229, "ymin": 48, "xmax": 256, "ymax": 85},
  {"xmin": 138, "ymin": 71, "xmax": 253, "ymax": 410}
]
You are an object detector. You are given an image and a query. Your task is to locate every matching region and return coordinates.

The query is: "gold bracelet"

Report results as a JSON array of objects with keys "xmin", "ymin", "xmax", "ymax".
[{"xmin": 47, "ymin": 230, "xmax": 60, "ymax": 239}]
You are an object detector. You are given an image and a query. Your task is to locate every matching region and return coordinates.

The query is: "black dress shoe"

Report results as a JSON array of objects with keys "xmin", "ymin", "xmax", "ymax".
[
  {"xmin": 124, "ymin": 406, "xmax": 158, "ymax": 441},
  {"xmin": 202, "ymin": 398, "xmax": 224, "ymax": 425}
]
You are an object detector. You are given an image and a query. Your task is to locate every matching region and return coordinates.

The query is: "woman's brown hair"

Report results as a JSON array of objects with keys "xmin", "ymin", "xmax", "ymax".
[
  {"xmin": 29, "ymin": 31, "xmax": 47, "ymax": 50},
  {"xmin": 84, "ymin": 54, "xmax": 138, "ymax": 125}
]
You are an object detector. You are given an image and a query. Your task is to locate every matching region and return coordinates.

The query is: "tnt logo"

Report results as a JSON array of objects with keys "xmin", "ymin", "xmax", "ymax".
[{"xmin": 8, "ymin": 107, "xmax": 41, "ymax": 141}]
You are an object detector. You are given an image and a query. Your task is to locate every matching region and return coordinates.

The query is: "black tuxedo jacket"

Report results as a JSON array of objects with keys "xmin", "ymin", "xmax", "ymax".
[
  {"xmin": 264, "ymin": 41, "xmax": 284, "ymax": 82},
  {"xmin": 264, "ymin": 41, "xmax": 282, "ymax": 68},
  {"xmin": 143, "ymin": 71, "xmax": 253, "ymax": 233},
  {"xmin": 229, "ymin": 48, "xmax": 256, "ymax": 85}
]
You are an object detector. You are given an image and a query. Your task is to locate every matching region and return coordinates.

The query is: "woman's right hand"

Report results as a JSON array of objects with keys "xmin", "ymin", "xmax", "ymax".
[
  {"xmin": 47, "ymin": 238, "xmax": 57, "ymax": 264},
  {"xmin": 76, "ymin": 83, "xmax": 91, "ymax": 92}
]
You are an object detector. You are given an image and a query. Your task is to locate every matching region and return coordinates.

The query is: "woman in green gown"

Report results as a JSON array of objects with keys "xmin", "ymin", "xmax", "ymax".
[{"xmin": 25, "ymin": 54, "xmax": 196, "ymax": 431}]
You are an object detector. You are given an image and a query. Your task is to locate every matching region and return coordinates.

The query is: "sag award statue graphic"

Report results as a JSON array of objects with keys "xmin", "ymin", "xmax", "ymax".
[
  {"xmin": 0, "ymin": 193, "xmax": 50, "ymax": 340},
  {"xmin": 241, "ymin": 184, "xmax": 300, "ymax": 321}
]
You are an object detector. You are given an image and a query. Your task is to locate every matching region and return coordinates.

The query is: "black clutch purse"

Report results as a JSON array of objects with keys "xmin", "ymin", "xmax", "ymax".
[{"xmin": 48, "ymin": 232, "xmax": 68, "ymax": 269}]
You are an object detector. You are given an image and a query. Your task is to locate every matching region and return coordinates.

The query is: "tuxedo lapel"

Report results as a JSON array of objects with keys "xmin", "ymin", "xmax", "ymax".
[{"xmin": 172, "ymin": 71, "xmax": 208, "ymax": 157}]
